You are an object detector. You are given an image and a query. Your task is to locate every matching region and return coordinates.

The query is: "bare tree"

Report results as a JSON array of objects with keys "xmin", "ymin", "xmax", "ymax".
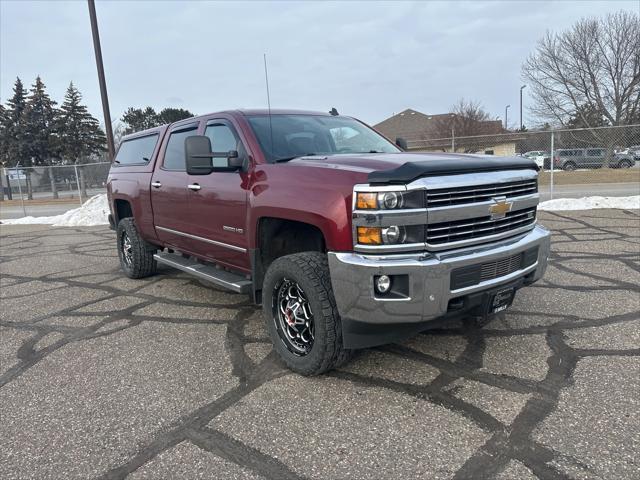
[
  {"xmin": 431, "ymin": 99, "xmax": 503, "ymax": 152},
  {"xmin": 523, "ymin": 11, "xmax": 640, "ymax": 128}
]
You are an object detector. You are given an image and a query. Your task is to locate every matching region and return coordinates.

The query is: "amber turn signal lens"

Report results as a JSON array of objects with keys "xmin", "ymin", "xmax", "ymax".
[
  {"xmin": 356, "ymin": 193, "xmax": 377, "ymax": 209},
  {"xmin": 357, "ymin": 227, "xmax": 382, "ymax": 245}
]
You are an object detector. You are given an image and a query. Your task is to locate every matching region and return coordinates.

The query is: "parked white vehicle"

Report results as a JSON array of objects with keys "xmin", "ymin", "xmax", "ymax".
[{"xmin": 522, "ymin": 151, "xmax": 548, "ymax": 169}]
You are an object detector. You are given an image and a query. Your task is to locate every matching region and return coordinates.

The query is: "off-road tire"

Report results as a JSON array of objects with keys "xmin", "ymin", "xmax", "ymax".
[
  {"xmin": 116, "ymin": 218, "xmax": 157, "ymax": 279},
  {"xmin": 262, "ymin": 252, "xmax": 353, "ymax": 375},
  {"xmin": 563, "ymin": 161, "xmax": 577, "ymax": 171}
]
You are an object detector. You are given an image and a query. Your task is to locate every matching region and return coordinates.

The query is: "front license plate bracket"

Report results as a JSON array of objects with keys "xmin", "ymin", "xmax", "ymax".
[{"xmin": 487, "ymin": 286, "xmax": 515, "ymax": 314}]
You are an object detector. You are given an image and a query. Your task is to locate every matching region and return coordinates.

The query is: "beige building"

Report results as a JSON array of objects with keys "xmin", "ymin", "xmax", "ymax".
[{"xmin": 374, "ymin": 108, "xmax": 520, "ymax": 155}]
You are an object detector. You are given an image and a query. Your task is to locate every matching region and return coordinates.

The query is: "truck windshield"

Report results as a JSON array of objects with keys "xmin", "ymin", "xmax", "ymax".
[{"xmin": 246, "ymin": 114, "xmax": 400, "ymax": 163}]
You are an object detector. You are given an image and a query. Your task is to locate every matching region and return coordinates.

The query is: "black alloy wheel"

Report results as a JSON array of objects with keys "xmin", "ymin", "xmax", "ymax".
[{"xmin": 272, "ymin": 278, "xmax": 315, "ymax": 355}]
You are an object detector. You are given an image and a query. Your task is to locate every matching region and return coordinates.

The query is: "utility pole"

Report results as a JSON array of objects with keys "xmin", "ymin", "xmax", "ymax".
[
  {"xmin": 519, "ymin": 85, "xmax": 527, "ymax": 131},
  {"xmin": 504, "ymin": 105, "xmax": 511, "ymax": 130},
  {"xmin": 88, "ymin": 0, "xmax": 115, "ymax": 162},
  {"xmin": 451, "ymin": 125, "xmax": 455, "ymax": 152},
  {"xmin": 450, "ymin": 113, "xmax": 456, "ymax": 152}
]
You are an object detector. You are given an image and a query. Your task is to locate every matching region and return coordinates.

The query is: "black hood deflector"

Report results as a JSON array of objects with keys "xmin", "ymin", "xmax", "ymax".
[{"xmin": 368, "ymin": 157, "xmax": 538, "ymax": 185}]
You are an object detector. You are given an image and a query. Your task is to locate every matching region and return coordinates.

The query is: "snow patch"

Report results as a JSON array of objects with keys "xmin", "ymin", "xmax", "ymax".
[
  {"xmin": 538, "ymin": 195, "xmax": 640, "ymax": 211},
  {"xmin": 2, "ymin": 194, "xmax": 110, "ymax": 226}
]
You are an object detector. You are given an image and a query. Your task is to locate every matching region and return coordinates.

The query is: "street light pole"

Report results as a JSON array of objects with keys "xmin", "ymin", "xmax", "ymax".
[
  {"xmin": 88, "ymin": 0, "xmax": 115, "ymax": 162},
  {"xmin": 519, "ymin": 85, "xmax": 527, "ymax": 131},
  {"xmin": 505, "ymin": 105, "xmax": 511, "ymax": 130}
]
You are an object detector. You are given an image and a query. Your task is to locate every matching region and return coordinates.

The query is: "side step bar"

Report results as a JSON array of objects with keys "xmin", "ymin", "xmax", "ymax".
[{"xmin": 154, "ymin": 252, "xmax": 252, "ymax": 294}]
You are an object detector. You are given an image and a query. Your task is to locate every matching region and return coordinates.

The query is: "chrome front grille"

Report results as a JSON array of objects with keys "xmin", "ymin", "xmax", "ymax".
[
  {"xmin": 426, "ymin": 207, "xmax": 537, "ymax": 245},
  {"xmin": 352, "ymin": 170, "xmax": 540, "ymax": 254},
  {"xmin": 425, "ymin": 180, "xmax": 537, "ymax": 208}
]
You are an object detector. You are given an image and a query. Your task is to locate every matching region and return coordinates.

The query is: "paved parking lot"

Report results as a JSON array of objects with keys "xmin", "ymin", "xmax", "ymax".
[{"xmin": 1, "ymin": 210, "xmax": 639, "ymax": 479}]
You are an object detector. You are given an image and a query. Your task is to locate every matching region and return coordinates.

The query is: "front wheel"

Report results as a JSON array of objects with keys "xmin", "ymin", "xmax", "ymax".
[
  {"xmin": 563, "ymin": 161, "xmax": 577, "ymax": 171},
  {"xmin": 262, "ymin": 252, "xmax": 352, "ymax": 375},
  {"xmin": 116, "ymin": 218, "xmax": 157, "ymax": 279}
]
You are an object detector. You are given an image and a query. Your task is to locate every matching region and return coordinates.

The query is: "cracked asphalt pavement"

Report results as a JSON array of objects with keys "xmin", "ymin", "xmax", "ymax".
[{"xmin": 1, "ymin": 209, "xmax": 639, "ymax": 479}]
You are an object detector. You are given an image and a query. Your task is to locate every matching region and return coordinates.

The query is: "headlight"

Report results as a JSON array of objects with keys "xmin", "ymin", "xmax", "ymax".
[
  {"xmin": 379, "ymin": 192, "xmax": 403, "ymax": 209},
  {"xmin": 357, "ymin": 225, "xmax": 407, "ymax": 245},
  {"xmin": 357, "ymin": 226, "xmax": 382, "ymax": 245},
  {"xmin": 356, "ymin": 192, "xmax": 377, "ymax": 210},
  {"xmin": 356, "ymin": 191, "xmax": 404, "ymax": 209},
  {"xmin": 355, "ymin": 190, "xmax": 423, "ymax": 210}
]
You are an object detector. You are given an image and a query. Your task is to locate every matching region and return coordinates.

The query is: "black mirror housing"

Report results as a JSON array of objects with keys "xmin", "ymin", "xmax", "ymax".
[
  {"xmin": 185, "ymin": 136, "xmax": 242, "ymax": 174},
  {"xmin": 395, "ymin": 137, "xmax": 408, "ymax": 151},
  {"xmin": 185, "ymin": 136, "xmax": 214, "ymax": 175},
  {"xmin": 227, "ymin": 151, "xmax": 244, "ymax": 168}
]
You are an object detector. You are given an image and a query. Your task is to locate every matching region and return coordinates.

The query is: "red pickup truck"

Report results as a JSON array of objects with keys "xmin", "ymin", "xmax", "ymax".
[{"xmin": 107, "ymin": 109, "xmax": 550, "ymax": 375}]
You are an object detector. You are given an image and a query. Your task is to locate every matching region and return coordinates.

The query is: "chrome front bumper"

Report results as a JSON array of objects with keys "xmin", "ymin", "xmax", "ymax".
[{"xmin": 328, "ymin": 225, "xmax": 550, "ymax": 326}]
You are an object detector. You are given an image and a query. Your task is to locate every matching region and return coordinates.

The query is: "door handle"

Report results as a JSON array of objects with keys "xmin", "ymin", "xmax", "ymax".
[
  {"xmin": 151, "ymin": 181, "xmax": 162, "ymax": 188},
  {"xmin": 187, "ymin": 184, "xmax": 201, "ymax": 191}
]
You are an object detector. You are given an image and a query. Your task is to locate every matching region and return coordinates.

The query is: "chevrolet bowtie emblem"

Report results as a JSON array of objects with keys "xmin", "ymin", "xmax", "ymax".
[{"xmin": 488, "ymin": 197, "xmax": 513, "ymax": 219}]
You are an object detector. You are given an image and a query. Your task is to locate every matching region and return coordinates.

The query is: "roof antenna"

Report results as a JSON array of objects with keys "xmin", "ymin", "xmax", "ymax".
[
  {"xmin": 263, "ymin": 53, "xmax": 274, "ymax": 159},
  {"xmin": 329, "ymin": 107, "xmax": 339, "ymax": 116}
]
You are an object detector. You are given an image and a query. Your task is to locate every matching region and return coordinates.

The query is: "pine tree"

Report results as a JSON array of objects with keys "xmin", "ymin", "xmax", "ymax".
[
  {"xmin": 0, "ymin": 104, "xmax": 7, "ymax": 164},
  {"xmin": 24, "ymin": 76, "xmax": 58, "ymax": 164},
  {"xmin": 57, "ymin": 82, "xmax": 106, "ymax": 198},
  {"xmin": 24, "ymin": 76, "xmax": 59, "ymax": 198},
  {"xmin": 24, "ymin": 76, "xmax": 58, "ymax": 198},
  {"xmin": 57, "ymin": 82, "xmax": 106, "ymax": 162},
  {"xmin": 2, "ymin": 77, "xmax": 28, "ymax": 168}
]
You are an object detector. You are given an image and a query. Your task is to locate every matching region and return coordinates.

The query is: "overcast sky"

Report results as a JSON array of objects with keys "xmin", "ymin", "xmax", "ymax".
[{"xmin": 1, "ymin": 0, "xmax": 638, "ymax": 127}]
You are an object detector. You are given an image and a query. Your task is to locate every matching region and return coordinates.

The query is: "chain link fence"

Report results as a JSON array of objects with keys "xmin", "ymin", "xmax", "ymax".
[
  {"xmin": 405, "ymin": 124, "xmax": 640, "ymax": 201},
  {"xmin": 0, "ymin": 162, "xmax": 110, "ymax": 219},
  {"xmin": 1, "ymin": 125, "xmax": 640, "ymax": 219}
]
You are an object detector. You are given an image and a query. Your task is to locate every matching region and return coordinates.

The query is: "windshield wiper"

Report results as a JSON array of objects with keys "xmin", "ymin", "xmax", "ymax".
[{"xmin": 273, "ymin": 153, "xmax": 317, "ymax": 163}]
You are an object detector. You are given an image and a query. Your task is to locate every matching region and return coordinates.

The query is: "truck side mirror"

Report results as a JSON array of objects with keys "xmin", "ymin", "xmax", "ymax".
[
  {"xmin": 185, "ymin": 136, "xmax": 243, "ymax": 174},
  {"xmin": 186, "ymin": 136, "xmax": 214, "ymax": 175},
  {"xmin": 395, "ymin": 137, "xmax": 408, "ymax": 151}
]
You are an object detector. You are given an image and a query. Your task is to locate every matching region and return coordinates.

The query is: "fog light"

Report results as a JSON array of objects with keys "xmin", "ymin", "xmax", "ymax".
[
  {"xmin": 375, "ymin": 275, "xmax": 392, "ymax": 294},
  {"xmin": 381, "ymin": 225, "xmax": 405, "ymax": 244}
]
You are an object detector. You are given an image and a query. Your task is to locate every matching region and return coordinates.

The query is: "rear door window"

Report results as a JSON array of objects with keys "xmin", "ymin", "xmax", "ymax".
[
  {"xmin": 561, "ymin": 150, "xmax": 580, "ymax": 156},
  {"xmin": 163, "ymin": 125, "xmax": 198, "ymax": 171},
  {"xmin": 587, "ymin": 149, "xmax": 604, "ymax": 156},
  {"xmin": 115, "ymin": 134, "xmax": 158, "ymax": 165}
]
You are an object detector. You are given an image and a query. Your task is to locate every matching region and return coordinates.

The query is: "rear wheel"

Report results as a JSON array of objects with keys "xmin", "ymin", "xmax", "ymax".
[
  {"xmin": 563, "ymin": 161, "xmax": 577, "ymax": 171},
  {"xmin": 117, "ymin": 218, "xmax": 157, "ymax": 278},
  {"xmin": 262, "ymin": 252, "xmax": 352, "ymax": 375}
]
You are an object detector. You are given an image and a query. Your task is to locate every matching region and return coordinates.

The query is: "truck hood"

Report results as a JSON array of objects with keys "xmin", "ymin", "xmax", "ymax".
[{"xmin": 286, "ymin": 153, "xmax": 538, "ymax": 185}]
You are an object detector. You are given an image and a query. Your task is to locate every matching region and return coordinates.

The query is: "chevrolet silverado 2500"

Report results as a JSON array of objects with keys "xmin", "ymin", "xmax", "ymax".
[{"xmin": 107, "ymin": 109, "xmax": 550, "ymax": 375}]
